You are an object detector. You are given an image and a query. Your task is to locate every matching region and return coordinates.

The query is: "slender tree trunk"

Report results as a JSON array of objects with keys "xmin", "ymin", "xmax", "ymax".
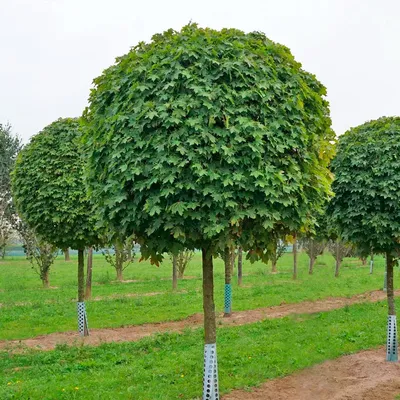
[
  {"xmin": 172, "ymin": 254, "xmax": 178, "ymax": 290},
  {"xmin": 78, "ymin": 248, "xmax": 89, "ymax": 336},
  {"xmin": 370, "ymin": 252, "xmax": 374, "ymax": 274},
  {"xmin": 386, "ymin": 252, "xmax": 398, "ymax": 361},
  {"xmin": 237, "ymin": 247, "xmax": 243, "ymax": 286},
  {"xmin": 387, "ymin": 253, "xmax": 396, "ymax": 315},
  {"xmin": 42, "ymin": 268, "xmax": 50, "ymax": 288},
  {"xmin": 334, "ymin": 240, "xmax": 340, "ymax": 278},
  {"xmin": 309, "ymin": 257, "xmax": 315, "ymax": 275},
  {"xmin": 202, "ymin": 247, "xmax": 216, "ymax": 344},
  {"xmin": 224, "ymin": 247, "xmax": 232, "ymax": 317},
  {"xmin": 115, "ymin": 242, "xmax": 124, "ymax": 281},
  {"xmin": 202, "ymin": 246, "xmax": 219, "ymax": 398},
  {"xmin": 78, "ymin": 249, "xmax": 85, "ymax": 302},
  {"xmin": 85, "ymin": 247, "xmax": 93, "ymax": 299},
  {"xmin": 271, "ymin": 241, "xmax": 277, "ymax": 273},
  {"xmin": 64, "ymin": 248, "xmax": 70, "ymax": 262},
  {"xmin": 292, "ymin": 234, "xmax": 298, "ymax": 280}
]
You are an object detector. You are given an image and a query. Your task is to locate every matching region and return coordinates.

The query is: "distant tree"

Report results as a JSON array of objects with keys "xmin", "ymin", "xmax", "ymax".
[
  {"xmin": 271, "ymin": 239, "xmax": 287, "ymax": 273},
  {"xmin": 327, "ymin": 239, "xmax": 353, "ymax": 277},
  {"xmin": 237, "ymin": 247, "xmax": 243, "ymax": 286},
  {"xmin": 0, "ymin": 123, "xmax": 22, "ymax": 259},
  {"xmin": 302, "ymin": 237, "xmax": 326, "ymax": 274},
  {"xmin": 83, "ymin": 24, "xmax": 334, "ymax": 396},
  {"xmin": 330, "ymin": 116, "xmax": 400, "ymax": 361},
  {"xmin": 12, "ymin": 118, "xmax": 99, "ymax": 336},
  {"xmin": 102, "ymin": 236, "xmax": 135, "ymax": 281},
  {"xmin": 18, "ymin": 222, "xmax": 58, "ymax": 287}
]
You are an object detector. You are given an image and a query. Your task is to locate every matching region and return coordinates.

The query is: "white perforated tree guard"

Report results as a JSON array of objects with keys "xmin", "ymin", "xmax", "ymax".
[
  {"xmin": 203, "ymin": 343, "xmax": 219, "ymax": 400},
  {"xmin": 77, "ymin": 301, "xmax": 89, "ymax": 336},
  {"xmin": 386, "ymin": 315, "xmax": 398, "ymax": 362},
  {"xmin": 369, "ymin": 260, "xmax": 374, "ymax": 274}
]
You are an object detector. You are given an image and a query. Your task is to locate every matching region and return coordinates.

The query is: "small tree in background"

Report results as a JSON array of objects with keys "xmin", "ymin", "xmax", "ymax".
[
  {"xmin": 83, "ymin": 24, "xmax": 334, "ymax": 397},
  {"xmin": 271, "ymin": 239, "xmax": 287, "ymax": 273},
  {"xmin": 169, "ymin": 249, "xmax": 195, "ymax": 290},
  {"xmin": 18, "ymin": 223, "xmax": 58, "ymax": 287},
  {"xmin": 12, "ymin": 118, "xmax": 99, "ymax": 337},
  {"xmin": 327, "ymin": 239, "xmax": 353, "ymax": 277},
  {"xmin": 0, "ymin": 123, "xmax": 22, "ymax": 259},
  {"xmin": 102, "ymin": 236, "xmax": 135, "ymax": 281},
  {"xmin": 302, "ymin": 237, "xmax": 326, "ymax": 274},
  {"xmin": 330, "ymin": 116, "xmax": 400, "ymax": 361}
]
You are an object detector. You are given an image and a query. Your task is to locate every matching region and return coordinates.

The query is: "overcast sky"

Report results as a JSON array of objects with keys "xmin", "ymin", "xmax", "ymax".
[{"xmin": 1, "ymin": 0, "xmax": 399, "ymax": 142}]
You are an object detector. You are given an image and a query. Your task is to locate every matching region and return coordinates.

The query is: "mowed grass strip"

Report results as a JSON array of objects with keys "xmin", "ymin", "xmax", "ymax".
[
  {"xmin": 0, "ymin": 253, "xmax": 390, "ymax": 340},
  {"xmin": 0, "ymin": 299, "xmax": 392, "ymax": 400}
]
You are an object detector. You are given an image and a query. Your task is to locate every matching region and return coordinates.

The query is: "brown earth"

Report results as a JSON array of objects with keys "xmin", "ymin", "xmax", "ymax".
[
  {"xmin": 224, "ymin": 348, "xmax": 400, "ymax": 400},
  {"xmin": 0, "ymin": 289, "xmax": 395, "ymax": 351}
]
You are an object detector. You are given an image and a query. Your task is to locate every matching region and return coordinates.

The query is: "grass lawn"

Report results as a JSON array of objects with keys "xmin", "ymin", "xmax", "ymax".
[
  {"xmin": 0, "ymin": 299, "xmax": 392, "ymax": 399},
  {"xmin": 0, "ymin": 252, "xmax": 390, "ymax": 340}
]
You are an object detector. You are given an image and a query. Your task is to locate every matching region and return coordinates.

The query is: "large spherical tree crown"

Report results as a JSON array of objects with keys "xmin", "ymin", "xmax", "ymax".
[
  {"xmin": 84, "ymin": 24, "xmax": 334, "ymax": 258},
  {"xmin": 12, "ymin": 118, "xmax": 98, "ymax": 250},
  {"xmin": 331, "ymin": 116, "xmax": 400, "ymax": 254}
]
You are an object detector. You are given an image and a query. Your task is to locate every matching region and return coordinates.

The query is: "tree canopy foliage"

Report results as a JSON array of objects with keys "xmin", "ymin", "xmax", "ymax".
[
  {"xmin": 12, "ymin": 118, "xmax": 98, "ymax": 250},
  {"xmin": 331, "ymin": 116, "xmax": 400, "ymax": 255},
  {"xmin": 83, "ymin": 24, "xmax": 334, "ymax": 262}
]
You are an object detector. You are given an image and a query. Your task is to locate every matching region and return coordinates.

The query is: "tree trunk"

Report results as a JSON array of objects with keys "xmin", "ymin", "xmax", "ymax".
[
  {"xmin": 237, "ymin": 247, "xmax": 243, "ymax": 286},
  {"xmin": 334, "ymin": 240, "xmax": 340, "ymax": 278},
  {"xmin": 172, "ymin": 254, "xmax": 178, "ymax": 290},
  {"xmin": 85, "ymin": 247, "xmax": 93, "ymax": 299},
  {"xmin": 370, "ymin": 252, "xmax": 374, "ymax": 274},
  {"xmin": 292, "ymin": 234, "xmax": 298, "ymax": 280},
  {"xmin": 115, "ymin": 242, "xmax": 124, "ymax": 281},
  {"xmin": 386, "ymin": 252, "xmax": 398, "ymax": 361},
  {"xmin": 271, "ymin": 241, "xmax": 277, "ymax": 273},
  {"xmin": 77, "ymin": 248, "xmax": 89, "ymax": 336},
  {"xmin": 309, "ymin": 257, "xmax": 315, "ymax": 275},
  {"xmin": 42, "ymin": 268, "xmax": 50, "ymax": 288},
  {"xmin": 202, "ymin": 246, "xmax": 219, "ymax": 398},
  {"xmin": 78, "ymin": 249, "xmax": 85, "ymax": 302},
  {"xmin": 202, "ymin": 247, "xmax": 216, "ymax": 344},
  {"xmin": 224, "ymin": 247, "xmax": 232, "ymax": 317},
  {"xmin": 387, "ymin": 253, "xmax": 396, "ymax": 315},
  {"xmin": 64, "ymin": 248, "xmax": 70, "ymax": 262}
]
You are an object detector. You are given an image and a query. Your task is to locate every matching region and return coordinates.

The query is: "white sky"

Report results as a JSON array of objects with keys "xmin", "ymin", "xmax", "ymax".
[{"xmin": 1, "ymin": 0, "xmax": 399, "ymax": 142}]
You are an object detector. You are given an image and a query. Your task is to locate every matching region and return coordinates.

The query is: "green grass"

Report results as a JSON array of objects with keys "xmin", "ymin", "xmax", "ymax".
[
  {"xmin": 0, "ymin": 252, "xmax": 390, "ymax": 340},
  {"xmin": 0, "ymin": 299, "xmax": 392, "ymax": 399}
]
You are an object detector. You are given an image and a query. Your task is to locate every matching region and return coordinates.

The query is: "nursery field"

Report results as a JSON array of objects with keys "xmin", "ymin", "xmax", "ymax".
[{"xmin": 1, "ymin": 252, "xmax": 399, "ymax": 399}]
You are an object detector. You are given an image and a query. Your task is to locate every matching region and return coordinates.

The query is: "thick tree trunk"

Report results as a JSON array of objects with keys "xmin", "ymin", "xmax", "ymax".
[
  {"xmin": 42, "ymin": 268, "xmax": 50, "ymax": 288},
  {"xmin": 64, "ymin": 248, "xmax": 70, "ymax": 262},
  {"xmin": 172, "ymin": 254, "xmax": 178, "ymax": 291},
  {"xmin": 77, "ymin": 248, "xmax": 89, "ymax": 336},
  {"xmin": 224, "ymin": 247, "xmax": 232, "ymax": 317},
  {"xmin": 202, "ymin": 246, "xmax": 219, "ymax": 398},
  {"xmin": 237, "ymin": 247, "xmax": 243, "ymax": 286},
  {"xmin": 85, "ymin": 247, "xmax": 93, "ymax": 299},
  {"xmin": 292, "ymin": 235, "xmax": 298, "ymax": 280}
]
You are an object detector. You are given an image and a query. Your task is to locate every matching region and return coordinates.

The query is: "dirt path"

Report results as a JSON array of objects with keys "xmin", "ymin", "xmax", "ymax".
[
  {"xmin": 224, "ymin": 348, "xmax": 400, "ymax": 400},
  {"xmin": 0, "ymin": 289, "xmax": 395, "ymax": 351}
]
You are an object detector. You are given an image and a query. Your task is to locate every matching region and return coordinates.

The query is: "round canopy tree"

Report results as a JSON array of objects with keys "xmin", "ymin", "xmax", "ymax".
[
  {"xmin": 330, "ymin": 116, "xmax": 400, "ymax": 361},
  {"xmin": 12, "ymin": 118, "xmax": 98, "ymax": 336},
  {"xmin": 83, "ymin": 24, "xmax": 334, "ymax": 398}
]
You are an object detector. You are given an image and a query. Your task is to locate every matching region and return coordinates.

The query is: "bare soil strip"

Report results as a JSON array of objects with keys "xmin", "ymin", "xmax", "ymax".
[
  {"xmin": 223, "ymin": 348, "xmax": 400, "ymax": 400},
  {"xmin": 0, "ymin": 289, "xmax": 395, "ymax": 351}
]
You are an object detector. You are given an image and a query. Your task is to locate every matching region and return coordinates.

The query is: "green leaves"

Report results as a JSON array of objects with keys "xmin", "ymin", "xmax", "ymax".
[
  {"xmin": 83, "ymin": 23, "xmax": 333, "ymax": 259},
  {"xmin": 11, "ymin": 118, "xmax": 99, "ymax": 250},
  {"xmin": 331, "ymin": 117, "xmax": 400, "ymax": 254}
]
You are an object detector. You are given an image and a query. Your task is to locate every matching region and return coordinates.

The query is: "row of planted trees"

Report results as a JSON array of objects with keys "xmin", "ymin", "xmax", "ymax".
[{"xmin": 8, "ymin": 23, "xmax": 400, "ymax": 399}]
